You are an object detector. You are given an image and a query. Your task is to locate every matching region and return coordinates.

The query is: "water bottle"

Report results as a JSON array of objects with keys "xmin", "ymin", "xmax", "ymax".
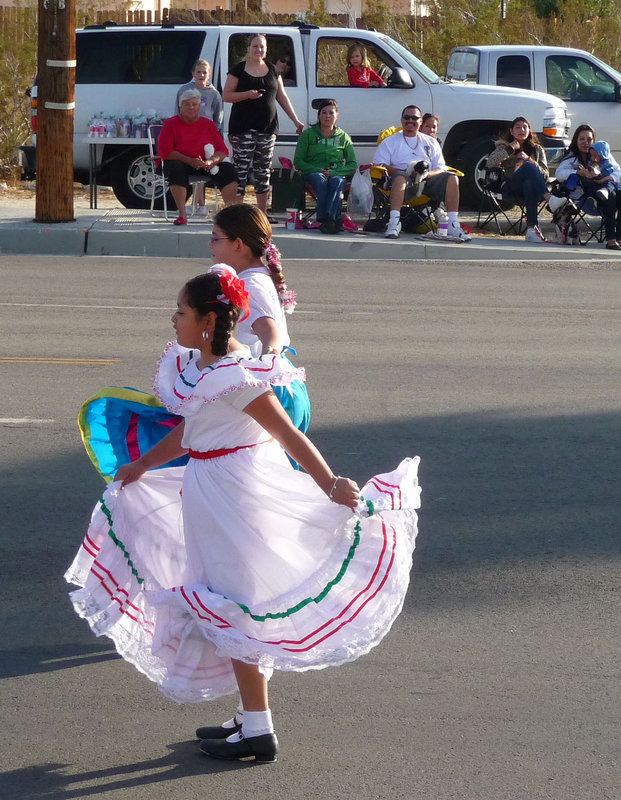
[{"xmin": 436, "ymin": 208, "xmax": 449, "ymax": 236}]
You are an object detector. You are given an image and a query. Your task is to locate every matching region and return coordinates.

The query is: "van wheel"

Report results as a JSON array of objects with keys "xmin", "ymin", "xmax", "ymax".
[
  {"xmin": 110, "ymin": 147, "xmax": 169, "ymax": 209},
  {"xmin": 458, "ymin": 136, "xmax": 496, "ymax": 210}
]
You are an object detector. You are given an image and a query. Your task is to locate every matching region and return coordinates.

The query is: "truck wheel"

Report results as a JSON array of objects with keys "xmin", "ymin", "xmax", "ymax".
[
  {"xmin": 458, "ymin": 137, "xmax": 498, "ymax": 210},
  {"xmin": 110, "ymin": 147, "xmax": 169, "ymax": 209}
]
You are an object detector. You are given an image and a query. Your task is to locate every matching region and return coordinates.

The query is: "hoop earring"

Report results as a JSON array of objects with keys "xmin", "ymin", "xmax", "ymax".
[{"xmin": 202, "ymin": 330, "xmax": 209, "ymax": 342}]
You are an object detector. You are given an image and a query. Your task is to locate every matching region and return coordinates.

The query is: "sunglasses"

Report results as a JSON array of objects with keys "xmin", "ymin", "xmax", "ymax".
[{"xmin": 402, "ymin": 114, "xmax": 421, "ymax": 121}]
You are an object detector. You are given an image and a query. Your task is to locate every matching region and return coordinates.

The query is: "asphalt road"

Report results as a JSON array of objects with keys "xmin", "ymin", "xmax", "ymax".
[{"xmin": 0, "ymin": 255, "xmax": 619, "ymax": 800}]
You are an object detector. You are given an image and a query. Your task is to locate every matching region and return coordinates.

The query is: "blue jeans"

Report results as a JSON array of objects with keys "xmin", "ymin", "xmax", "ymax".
[
  {"xmin": 501, "ymin": 161, "xmax": 548, "ymax": 227},
  {"xmin": 305, "ymin": 172, "xmax": 346, "ymax": 221}
]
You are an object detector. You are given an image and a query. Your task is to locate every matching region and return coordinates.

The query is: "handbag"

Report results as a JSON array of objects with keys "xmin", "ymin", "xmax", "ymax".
[{"xmin": 270, "ymin": 167, "xmax": 306, "ymax": 211}]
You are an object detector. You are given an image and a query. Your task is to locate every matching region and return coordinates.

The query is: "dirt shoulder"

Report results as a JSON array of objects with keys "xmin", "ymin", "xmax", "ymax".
[{"xmin": 0, "ymin": 182, "xmax": 122, "ymax": 210}]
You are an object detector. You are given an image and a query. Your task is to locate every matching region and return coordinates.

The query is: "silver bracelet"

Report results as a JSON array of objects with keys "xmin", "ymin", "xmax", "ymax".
[{"xmin": 328, "ymin": 476, "xmax": 342, "ymax": 501}]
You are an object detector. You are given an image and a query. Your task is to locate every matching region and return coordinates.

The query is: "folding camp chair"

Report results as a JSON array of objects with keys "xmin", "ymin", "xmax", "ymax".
[
  {"xmin": 276, "ymin": 157, "xmax": 357, "ymax": 230},
  {"xmin": 148, "ymin": 124, "xmax": 213, "ymax": 221},
  {"xmin": 364, "ymin": 125, "xmax": 437, "ymax": 234},
  {"xmin": 549, "ymin": 181, "xmax": 606, "ymax": 246},
  {"xmin": 572, "ymin": 199, "xmax": 605, "ymax": 245},
  {"xmin": 476, "ymin": 161, "xmax": 528, "ymax": 235},
  {"xmin": 365, "ymin": 163, "xmax": 436, "ymax": 233},
  {"xmin": 365, "ymin": 125, "xmax": 465, "ymax": 234}
]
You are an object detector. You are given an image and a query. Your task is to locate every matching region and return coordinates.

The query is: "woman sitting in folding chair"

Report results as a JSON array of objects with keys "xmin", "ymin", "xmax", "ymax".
[
  {"xmin": 555, "ymin": 123, "xmax": 621, "ymax": 250},
  {"xmin": 486, "ymin": 116, "xmax": 567, "ymax": 243},
  {"xmin": 293, "ymin": 99, "xmax": 357, "ymax": 234},
  {"xmin": 158, "ymin": 89, "xmax": 239, "ymax": 226}
]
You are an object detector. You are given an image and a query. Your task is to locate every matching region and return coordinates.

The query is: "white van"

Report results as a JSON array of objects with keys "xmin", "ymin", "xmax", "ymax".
[{"xmin": 30, "ymin": 23, "xmax": 571, "ymax": 208}]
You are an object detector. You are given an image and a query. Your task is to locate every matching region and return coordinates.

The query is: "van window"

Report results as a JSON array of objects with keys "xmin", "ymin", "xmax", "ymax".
[
  {"xmin": 496, "ymin": 55, "xmax": 531, "ymax": 90},
  {"xmin": 227, "ymin": 33, "xmax": 298, "ymax": 86},
  {"xmin": 316, "ymin": 37, "xmax": 397, "ymax": 87},
  {"xmin": 546, "ymin": 55, "xmax": 616, "ymax": 102},
  {"xmin": 76, "ymin": 31, "xmax": 206, "ymax": 84},
  {"xmin": 446, "ymin": 51, "xmax": 478, "ymax": 82}
]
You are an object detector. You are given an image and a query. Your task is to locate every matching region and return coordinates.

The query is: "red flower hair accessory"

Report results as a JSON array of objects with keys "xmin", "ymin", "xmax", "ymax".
[{"xmin": 217, "ymin": 272, "xmax": 250, "ymax": 320}]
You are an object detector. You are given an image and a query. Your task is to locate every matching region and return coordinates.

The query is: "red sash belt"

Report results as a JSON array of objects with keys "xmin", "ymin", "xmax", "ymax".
[{"xmin": 189, "ymin": 438, "xmax": 273, "ymax": 460}]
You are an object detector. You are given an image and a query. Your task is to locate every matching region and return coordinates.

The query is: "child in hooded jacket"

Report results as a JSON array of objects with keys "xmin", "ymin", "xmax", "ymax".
[{"xmin": 586, "ymin": 140, "xmax": 621, "ymax": 201}]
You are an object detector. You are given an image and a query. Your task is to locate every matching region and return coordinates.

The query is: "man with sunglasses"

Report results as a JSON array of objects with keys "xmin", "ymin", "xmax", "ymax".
[{"xmin": 373, "ymin": 105, "xmax": 470, "ymax": 240}]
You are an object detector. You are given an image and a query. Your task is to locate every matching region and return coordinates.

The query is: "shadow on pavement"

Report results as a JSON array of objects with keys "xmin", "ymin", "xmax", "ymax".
[
  {"xmin": 1, "ymin": 408, "xmax": 619, "ymax": 680},
  {"xmin": 0, "ymin": 741, "xmax": 259, "ymax": 799}
]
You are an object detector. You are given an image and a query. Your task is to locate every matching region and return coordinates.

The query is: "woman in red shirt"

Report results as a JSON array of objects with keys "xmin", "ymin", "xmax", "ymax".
[{"xmin": 158, "ymin": 89, "xmax": 239, "ymax": 225}]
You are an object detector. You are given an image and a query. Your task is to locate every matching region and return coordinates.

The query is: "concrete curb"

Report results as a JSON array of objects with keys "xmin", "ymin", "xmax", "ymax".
[
  {"xmin": 1, "ymin": 207, "xmax": 621, "ymax": 263},
  {"xmin": 0, "ymin": 216, "xmax": 88, "ymax": 256}
]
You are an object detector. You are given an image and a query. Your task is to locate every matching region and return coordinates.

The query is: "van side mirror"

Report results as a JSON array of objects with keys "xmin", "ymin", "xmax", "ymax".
[
  {"xmin": 616, "ymin": 83, "xmax": 621, "ymax": 102},
  {"xmin": 387, "ymin": 67, "xmax": 413, "ymax": 88}
]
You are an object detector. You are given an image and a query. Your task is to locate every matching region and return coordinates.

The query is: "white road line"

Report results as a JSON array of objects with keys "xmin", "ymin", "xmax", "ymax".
[
  {"xmin": 0, "ymin": 302, "xmax": 330, "ymax": 314},
  {"xmin": 0, "ymin": 302, "xmax": 168, "ymax": 311},
  {"xmin": 0, "ymin": 418, "xmax": 55, "ymax": 424}
]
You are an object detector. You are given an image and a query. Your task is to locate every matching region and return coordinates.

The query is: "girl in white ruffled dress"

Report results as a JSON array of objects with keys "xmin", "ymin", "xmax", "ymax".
[{"xmin": 65, "ymin": 269, "xmax": 421, "ymax": 764}]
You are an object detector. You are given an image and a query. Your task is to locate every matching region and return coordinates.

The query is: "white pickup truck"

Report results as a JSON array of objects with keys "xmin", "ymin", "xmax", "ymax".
[
  {"xmin": 27, "ymin": 23, "xmax": 571, "ymax": 209},
  {"xmin": 446, "ymin": 45, "xmax": 621, "ymax": 160}
]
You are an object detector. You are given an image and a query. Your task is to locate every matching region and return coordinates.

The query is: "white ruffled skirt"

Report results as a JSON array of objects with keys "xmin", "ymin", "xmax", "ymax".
[{"xmin": 65, "ymin": 444, "xmax": 421, "ymax": 703}]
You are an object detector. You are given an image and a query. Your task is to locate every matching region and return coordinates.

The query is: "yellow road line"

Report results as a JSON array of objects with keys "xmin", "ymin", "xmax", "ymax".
[{"xmin": 0, "ymin": 357, "xmax": 121, "ymax": 365}]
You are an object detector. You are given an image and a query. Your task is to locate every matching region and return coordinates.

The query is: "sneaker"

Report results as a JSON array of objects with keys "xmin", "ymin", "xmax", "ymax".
[
  {"xmin": 547, "ymin": 195, "xmax": 567, "ymax": 214},
  {"xmin": 385, "ymin": 217, "xmax": 401, "ymax": 238},
  {"xmin": 447, "ymin": 222, "xmax": 471, "ymax": 242},
  {"xmin": 196, "ymin": 205, "xmax": 208, "ymax": 217},
  {"xmin": 524, "ymin": 226, "xmax": 550, "ymax": 243},
  {"xmin": 594, "ymin": 188, "xmax": 609, "ymax": 203},
  {"xmin": 319, "ymin": 219, "xmax": 336, "ymax": 235}
]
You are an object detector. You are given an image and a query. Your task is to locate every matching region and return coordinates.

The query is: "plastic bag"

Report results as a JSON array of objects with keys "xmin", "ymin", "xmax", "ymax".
[{"xmin": 347, "ymin": 168, "xmax": 374, "ymax": 217}]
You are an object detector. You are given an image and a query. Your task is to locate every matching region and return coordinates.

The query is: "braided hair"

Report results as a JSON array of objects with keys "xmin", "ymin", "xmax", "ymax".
[
  {"xmin": 214, "ymin": 205, "xmax": 297, "ymax": 312},
  {"xmin": 183, "ymin": 273, "xmax": 243, "ymax": 356}
]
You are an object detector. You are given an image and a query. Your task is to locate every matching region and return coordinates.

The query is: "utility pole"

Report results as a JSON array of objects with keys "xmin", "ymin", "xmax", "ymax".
[{"xmin": 35, "ymin": 0, "xmax": 76, "ymax": 222}]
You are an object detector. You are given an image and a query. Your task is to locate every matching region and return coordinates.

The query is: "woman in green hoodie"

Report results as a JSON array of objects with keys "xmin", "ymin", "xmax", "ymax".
[{"xmin": 294, "ymin": 98, "xmax": 357, "ymax": 234}]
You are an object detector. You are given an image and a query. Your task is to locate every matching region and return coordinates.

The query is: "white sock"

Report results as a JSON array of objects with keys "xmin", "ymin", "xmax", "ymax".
[
  {"xmin": 448, "ymin": 211, "xmax": 459, "ymax": 226},
  {"xmin": 241, "ymin": 709, "xmax": 274, "ymax": 738},
  {"xmin": 390, "ymin": 210, "xmax": 400, "ymax": 219},
  {"xmin": 222, "ymin": 702, "xmax": 244, "ymax": 729}
]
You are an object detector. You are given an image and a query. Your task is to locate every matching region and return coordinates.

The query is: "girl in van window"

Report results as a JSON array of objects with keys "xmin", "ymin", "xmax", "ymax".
[{"xmin": 346, "ymin": 43, "xmax": 386, "ymax": 88}]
